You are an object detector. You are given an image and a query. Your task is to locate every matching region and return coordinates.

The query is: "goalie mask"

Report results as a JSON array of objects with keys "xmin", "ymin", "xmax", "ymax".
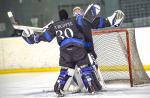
[{"xmin": 84, "ymin": 4, "xmax": 101, "ymax": 23}]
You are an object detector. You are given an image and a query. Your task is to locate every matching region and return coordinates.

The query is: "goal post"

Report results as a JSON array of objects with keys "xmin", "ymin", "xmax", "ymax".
[{"xmin": 92, "ymin": 28, "xmax": 150, "ymax": 87}]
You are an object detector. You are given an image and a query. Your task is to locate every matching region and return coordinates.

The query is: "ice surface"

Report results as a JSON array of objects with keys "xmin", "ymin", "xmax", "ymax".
[{"xmin": 0, "ymin": 72, "xmax": 150, "ymax": 98}]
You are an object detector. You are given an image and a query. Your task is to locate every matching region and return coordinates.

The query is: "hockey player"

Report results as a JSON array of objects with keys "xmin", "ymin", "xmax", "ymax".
[
  {"xmin": 72, "ymin": 5, "xmax": 125, "ymax": 61},
  {"xmin": 72, "ymin": 4, "xmax": 125, "ymax": 91},
  {"xmin": 71, "ymin": 5, "xmax": 102, "ymax": 92},
  {"xmin": 21, "ymin": 9, "xmax": 101, "ymax": 97},
  {"xmin": 72, "ymin": 5, "xmax": 125, "ymax": 70}
]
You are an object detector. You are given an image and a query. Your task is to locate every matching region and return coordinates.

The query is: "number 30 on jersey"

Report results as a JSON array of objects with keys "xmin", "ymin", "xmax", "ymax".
[{"xmin": 56, "ymin": 28, "xmax": 74, "ymax": 40}]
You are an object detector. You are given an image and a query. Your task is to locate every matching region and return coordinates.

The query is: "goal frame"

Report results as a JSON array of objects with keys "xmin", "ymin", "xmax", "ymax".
[{"xmin": 92, "ymin": 28, "xmax": 133, "ymax": 87}]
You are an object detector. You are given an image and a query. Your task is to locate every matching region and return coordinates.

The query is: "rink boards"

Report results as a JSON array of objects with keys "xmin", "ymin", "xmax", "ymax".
[{"xmin": 0, "ymin": 27, "xmax": 150, "ymax": 74}]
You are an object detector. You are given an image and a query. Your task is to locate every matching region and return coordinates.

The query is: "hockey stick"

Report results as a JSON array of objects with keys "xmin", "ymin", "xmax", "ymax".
[
  {"xmin": 7, "ymin": 11, "xmax": 54, "ymax": 33},
  {"xmin": 83, "ymin": 3, "xmax": 101, "ymax": 23}
]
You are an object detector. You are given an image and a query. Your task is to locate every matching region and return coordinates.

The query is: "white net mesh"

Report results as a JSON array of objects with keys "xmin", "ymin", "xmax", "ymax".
[{"xmin": 92, "ymin": 28, "xmax": 150, "ymax": 86}]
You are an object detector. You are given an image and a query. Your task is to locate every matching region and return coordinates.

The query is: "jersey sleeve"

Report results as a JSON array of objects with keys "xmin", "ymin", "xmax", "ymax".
[
  {"xmin": 92, "ymin": 17, "xmax": 110, "ymax": 29},
  {"xmin": 39, "ymin": 24, "xmax": 55, "ymax": 42}
]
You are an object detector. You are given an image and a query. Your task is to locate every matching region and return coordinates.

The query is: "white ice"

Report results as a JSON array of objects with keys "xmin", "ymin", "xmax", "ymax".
[{"xmin": 0, "ymin": 72, "xmax": 150, "ymax": 98}]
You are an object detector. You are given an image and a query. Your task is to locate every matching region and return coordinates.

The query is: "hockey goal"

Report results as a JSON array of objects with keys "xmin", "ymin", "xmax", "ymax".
[{"xmin": 92, "ymin": 28, "xmax": 150, "ymax": 87}]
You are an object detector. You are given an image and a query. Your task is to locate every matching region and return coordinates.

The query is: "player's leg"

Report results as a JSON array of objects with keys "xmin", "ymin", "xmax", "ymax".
[
  {"xmin": 54, "ymin": 67, "xmax": 75, "ymax": 97},
  {"xmin": 54, "ymin": 48, "xmax": 76, "ymax": 97},
  {"xmin": 73, "ymin": 47, "xmax": 100, "ymax": 94},
  {"xmin": 88, "ymin": 53, "xmax": 105, "ymax": 90},
  {"xmin": 68, "ymin": 52, "xmax": 104, "ymax": 93},
  {"xmin": 78, "ymin": 65, "xmax": 94, "ymax": 93},
  {"xmin": 72, "ymin": 52, "xmax": 103, "ymax": 92}
]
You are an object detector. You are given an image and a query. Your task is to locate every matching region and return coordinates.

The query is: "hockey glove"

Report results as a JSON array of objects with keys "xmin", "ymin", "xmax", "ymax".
[
  {"xmin": 22, "ymin": 28, "xmax": 40, "ymax": 44},
  {"xmin": 107, "ymin": 10, "xmax": 125, "ymax": 27}
]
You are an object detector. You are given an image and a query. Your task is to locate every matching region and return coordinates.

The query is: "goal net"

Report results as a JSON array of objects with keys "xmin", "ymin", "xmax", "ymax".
[{"xmin": 92, "ymin": 28, "xmax": 150, "ymax": 87}]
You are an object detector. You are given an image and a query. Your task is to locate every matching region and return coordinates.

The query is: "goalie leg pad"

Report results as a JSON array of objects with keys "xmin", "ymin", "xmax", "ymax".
[
  {"xmin": 91, "ymin": 70, "xmax": 102, "ymax": 91},
  {"xmin": 88, "ymin": 53, "xmax": 104, "ymax": 91},
  {"xmin": 54, "ymin": 67, "xmax": 74, "ymax": 96},
  {"xmin": 79, "ymin": 65, "xmax": 102, "ymax": 93}
]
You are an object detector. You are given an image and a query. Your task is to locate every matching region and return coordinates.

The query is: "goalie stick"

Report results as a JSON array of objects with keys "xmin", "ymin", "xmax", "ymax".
[
  {"xmin": 83, "ymin": 3, "xmax": 101, "ymax": 23},
  {"xmin": 7, "ymin": 11, "xmax": 54, "ymax": 34}
]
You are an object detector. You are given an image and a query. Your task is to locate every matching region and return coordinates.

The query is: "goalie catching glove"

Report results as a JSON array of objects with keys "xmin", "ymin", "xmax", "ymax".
[
  {"xmin": 107, "ymin": 10, "xmax": 125, "ymax": 27},
  {"xmin": 22, "ymin": 28, "xmax": 40, "ymax": 44}
]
